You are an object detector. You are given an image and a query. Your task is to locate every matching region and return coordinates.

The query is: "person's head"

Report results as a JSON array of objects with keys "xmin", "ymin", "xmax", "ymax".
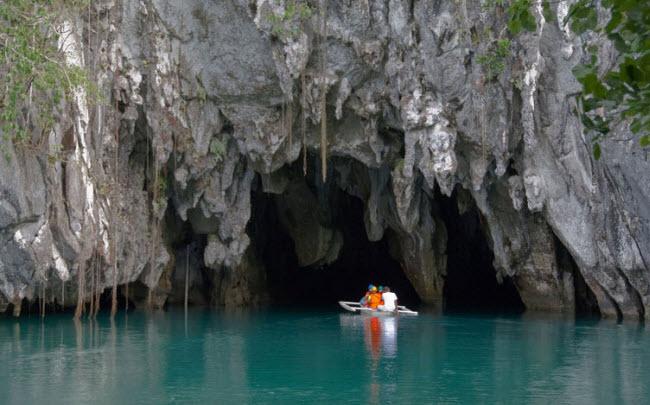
[
  {"xmin": 368, "ymin": 284, "xmax": 375, "ymax": 292},
  {"xmin": 370, "ymin": 286, "xmax": 378, "ymax": 292},
  {"xmin": 383, "ymin": 286, "xmax": 391, "ymax": 292},
  {"xmin": 378, "ymin": 286, "xmax": 383, "ymax": 292}
]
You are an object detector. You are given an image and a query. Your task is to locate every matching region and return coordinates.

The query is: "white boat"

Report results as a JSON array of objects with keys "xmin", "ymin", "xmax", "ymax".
[{"xmin": 338, "ymin": 301, "xmax": 418, "ymax": 316}]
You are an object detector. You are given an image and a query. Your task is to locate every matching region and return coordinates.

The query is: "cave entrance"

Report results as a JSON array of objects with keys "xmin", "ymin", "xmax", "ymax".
[
  {"xmin": 437, "ymin": 188, "xmax": 525, "ymax": 313},
  {"xmin": 250, "ymin": 174, "xmax": 420, "ymax": 309}
]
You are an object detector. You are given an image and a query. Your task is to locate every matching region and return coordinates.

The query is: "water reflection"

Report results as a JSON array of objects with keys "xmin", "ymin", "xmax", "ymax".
[
  {"xmin": 339, "ymin": 314, "xmax": 401, "ymax": 404},
  {"xmin": 0, "ymin": 310, "xmax": 648, "ymax": 404},
  {"xmin": 361, "ymin": 316, "xmax": 397, "ymax": 361}
]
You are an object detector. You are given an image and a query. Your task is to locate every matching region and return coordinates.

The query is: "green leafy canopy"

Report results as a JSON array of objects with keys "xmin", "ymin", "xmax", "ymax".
[
  {"xmin": 567, "ymin": 0, "xmax": 650, "ymax": 156},
  {"xmin": 0, "ymin": 0, "xmax": 92, "ymax": 154}
]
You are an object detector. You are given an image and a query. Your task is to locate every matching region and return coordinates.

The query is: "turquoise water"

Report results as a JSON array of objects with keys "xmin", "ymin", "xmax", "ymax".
[{"xmin": 0, "ymin": 309, "xmax": 648, "ymax": 404}]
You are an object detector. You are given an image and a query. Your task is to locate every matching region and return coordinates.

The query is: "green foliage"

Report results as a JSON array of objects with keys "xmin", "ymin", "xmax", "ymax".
[
  {"xmin": 640, "ymin": 135, "xmax": 650, "ymax": 147},
  {"xmin": 566, "ymin": 0, "xmax": 599, "ymax": 34},
  {"xmin": 157, "ymin": 171, "xmax": 168, "ymax": 197},
  {"xmin": 210, "ymin": 138, "xmax": 226, "ymax": 162},
  {"xmin": 593, "ymin": 142, "xmax": 602, "ymax": 160},
  {"xmin": 478, "ymin": 0, "xmax": 537, "ymax": 81},
  {"xmin": 477, "ymin": 39, "xmax": 511, "ymax": 81},
  {"xmin": 0, "ymin": 0, "xmax": 92, "ymax": 151},
  {"xmin": 266, "ymin": 0, "xmax": 313, "ymax": 40},
  {"xmin": 506, "ymin": 0, "xmax": 536, "ymax": 34},
  {"xmin": 567, "ymin": 0, "xmax": 650, "ymax": 151},
  {"xmin": 541, "ymin": 0, "xmax": 555, "ymax": 23}
]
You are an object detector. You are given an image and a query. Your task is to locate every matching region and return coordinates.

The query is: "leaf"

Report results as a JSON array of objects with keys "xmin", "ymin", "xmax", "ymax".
[
  {"xmin": 640, "ymin": 135, "xmax": 650, "ymax": 147},
  {"xmin": 580, "ymin": 73, "xmax": 608, "ymax": 99},
  {"xmin": 569, "ymin": 2, "xmax": 598, "ymax": 34},
  {"xmin": 605, "ymin": 11, "xmax": 623, "ymax": 33},
  {"xmin": 619, "ymin": 58, "xmax": 642, "ymax": 85},
  {"xmin": 593, "ymin": 142, "xmax": 602, "ymax": 160},
  {"xmin": 581, "ymin": 113, "xmax": 597, "ymax": 130},
  {"xmin": 522, "ymin": 10, "xmax": 537, "ymax": 32},
  {"xmin": 508, "ymin": 18, "xmax": 523, "ymax": 35},
  {"xmin": 572, "ymin": 64, "xmax": 595, "ymax": 81},
  {"xmin": 607, "ymin": 32, "xmax": 630, "ymax": 53},
  {"xmin": 582, "ymin": 97, "xmax": 601, "ymax": 112},
  {"xmin": 630, "ymin": 119, "xmax": 643, "ymax": 134},
  {"xmin": 542, "ymin": 0, "xmax": 554, "ymax": 22}
]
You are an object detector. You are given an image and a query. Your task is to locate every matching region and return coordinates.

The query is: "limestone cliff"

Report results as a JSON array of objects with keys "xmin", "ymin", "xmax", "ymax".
[{"xmin": 0, "ymin": 0, "xmax": 648, "ymax": 319}]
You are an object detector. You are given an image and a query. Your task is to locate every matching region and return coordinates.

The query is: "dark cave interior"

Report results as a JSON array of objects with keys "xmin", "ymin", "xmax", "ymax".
[
  {"xmin": 437, "ymin": 187, "xmax": 525, "ymax": 313},
  {"xmin": 249, "ymin": 163, "xmax": 525, "ymax": 313},
  {"xmin": 251, "ymin": 181, "xmax": 421, "ymax": 309}
]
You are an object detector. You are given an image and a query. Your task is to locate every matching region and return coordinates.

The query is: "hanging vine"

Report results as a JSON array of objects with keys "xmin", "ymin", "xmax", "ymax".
[
  {"xmin": 73, "ymin": 262, "xmax": 85, "ymax": 320},
  {"xmin": 301, "ymin": 72, "xmax": 308, "ymax": 176},
  {"xmin": 318, "ymin": 0, "xmax": 328, "ymax": 182},
  {"xmin": 287, "ymin": 102, "xmax": 293, "ymax": 152},
  {"xmin": 110, "ymin": 72, "xmax": 120, "ymax": 318},
  {"xmin": 148, "ymin": 154, "xmax": 160, "ymax": 310}
]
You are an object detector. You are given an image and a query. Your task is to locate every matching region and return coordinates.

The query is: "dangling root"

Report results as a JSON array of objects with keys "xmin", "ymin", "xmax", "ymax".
[
  {"xmin": 319, "ymin": 0, "xmax": 328, "ymax": 183},
  {"xmin": 125, "ymin": 282, "xmax": 129, "ymax": 311},
  {"xmin": 184, "ymin": 248, "xmax": 189, "ymax": 313},
  {"xmin": 287, "ymin": 102, "xmax": 293, "ymax": 153},
  {"xmin": 89, "ymin": 255, "xmax": 95, "ymax": 317},
  {"xmin": 74, "ymin": 263, "xmax": 86, "ymax": 320},
  {"xmin": 93, "ymin": 256, "xmax": 101, "ymax": 318},
  {"xmin": 40, "ymin": 282, "xmax": 45, "ymax": 319},
  {"xmin": 111, "ymin": 93, "xmax": 119, "ymax": 319},
  {"xmin": 301, "ymin": 72, "xmax": 307, "ymax": 176}
]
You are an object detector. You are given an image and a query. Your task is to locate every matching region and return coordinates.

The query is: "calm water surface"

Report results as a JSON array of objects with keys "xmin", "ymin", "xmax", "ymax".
[{"xmin": 0, "ymin": 309, "xmax": 648, "ymax": 404}]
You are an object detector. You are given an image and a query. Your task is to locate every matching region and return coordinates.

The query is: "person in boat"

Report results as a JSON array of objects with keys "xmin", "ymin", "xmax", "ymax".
[
  {"xmin": 378, "ymin": 286, "xmax": 398, "ymax": 312},
  {"xmin": 360, "ymin": 284, "xmax": 375, "ymax": 306},
  {"xmin": 367, "ymin": 285, "xmax": 383, "ymax": 309}
]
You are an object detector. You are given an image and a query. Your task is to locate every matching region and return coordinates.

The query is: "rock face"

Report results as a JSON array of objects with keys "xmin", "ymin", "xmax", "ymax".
[{"xmin": 0, "ymin": 0, "xmax": 648, "ymax": 319}]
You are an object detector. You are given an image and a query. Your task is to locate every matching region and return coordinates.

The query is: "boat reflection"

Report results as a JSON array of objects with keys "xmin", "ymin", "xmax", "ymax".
[
  {"xmin": 339, "ymin": 313, "xmax": 399, "ymax": 360},
  {"xmin": 365, "ymin": 316, "xmax": 397, "ymax": 361}
]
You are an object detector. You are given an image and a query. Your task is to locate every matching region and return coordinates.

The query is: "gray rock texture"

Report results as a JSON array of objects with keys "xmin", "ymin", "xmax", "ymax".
[{"xmin": 0, "ymin": 0, "xmax": 648, "ymax": 319}]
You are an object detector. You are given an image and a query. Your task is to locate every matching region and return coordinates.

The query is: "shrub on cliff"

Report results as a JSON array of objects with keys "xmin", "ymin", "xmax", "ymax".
[{"xmin": 0, "ymin": 0, "xmax": 91, "ymax": 156}]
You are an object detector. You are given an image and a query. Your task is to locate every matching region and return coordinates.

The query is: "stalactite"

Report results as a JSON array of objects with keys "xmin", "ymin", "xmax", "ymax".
[
  {"xmin": 319, "ymin": 0, "xmax": 328, "ymax": 183},
  {"xmin": 61, "ymin": 280, "xmax": 65, "ymax": 309},
  {"xmin": 301, "ymin": 72, "xmax": 307, "ymax": 176}
]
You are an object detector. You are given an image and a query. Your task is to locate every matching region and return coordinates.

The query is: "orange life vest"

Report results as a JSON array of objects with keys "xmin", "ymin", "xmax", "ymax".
[{"xmin": 368, "ymin": 292, "xmax": 383, "ymax": 309}]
